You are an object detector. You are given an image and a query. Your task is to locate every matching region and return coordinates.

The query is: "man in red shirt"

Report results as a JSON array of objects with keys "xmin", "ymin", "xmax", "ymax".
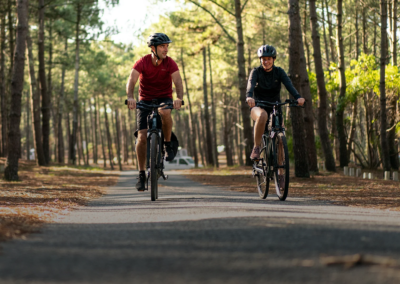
[{"xmin": 126, "ymin": 33, "xmax": 183, "ymax": 191}]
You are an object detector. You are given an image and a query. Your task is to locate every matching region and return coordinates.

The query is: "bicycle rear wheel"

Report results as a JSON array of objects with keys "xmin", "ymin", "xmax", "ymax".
[
  {"xmin": 256, "ymin": 136, "xmax": 269, "ymax": 199},
  {"xmin": 150, "ymin": 134, "xmax": 158, "ymax": 201},
  {"xmin": 273, "ymin": 133, "xmax": 289, "ymax": 201}
]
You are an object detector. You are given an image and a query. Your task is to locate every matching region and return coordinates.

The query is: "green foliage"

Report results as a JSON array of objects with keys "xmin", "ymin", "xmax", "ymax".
[{"xmin": 307, "ymin": 71, "xmax": 318, "ymax": 102}]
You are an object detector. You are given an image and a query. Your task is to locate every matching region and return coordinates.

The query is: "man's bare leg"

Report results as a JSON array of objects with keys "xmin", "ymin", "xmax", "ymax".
[
  {"xmin": 250, "ymin": 107, "xmax": 268, "ymax": 147},
  {"xmin": 159, "ymin": 108, "xmax": 172, "ymax": 142},
  {"xmin": 136, "ymin": 129, "xmax": 147, "ymax": 171}
]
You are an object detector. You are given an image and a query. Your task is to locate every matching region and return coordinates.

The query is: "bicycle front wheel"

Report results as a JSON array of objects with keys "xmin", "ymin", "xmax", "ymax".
[
  {"xmin": 150, "ymin": 134, "xmax": 158, "ymax": 201},
  {"xmin": 256, "ymin": 136, "xmax": 269, "ymax": 199},
  {"xmin": 273, "ymin": 133, "xmax": 289, "ymax": 201}
]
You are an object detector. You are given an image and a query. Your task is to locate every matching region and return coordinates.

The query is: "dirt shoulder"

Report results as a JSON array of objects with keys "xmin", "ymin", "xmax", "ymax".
[
  {"xmin": 182, "ymin": 166, "xmax": 400, "ymax": 211},
  {"xmin": 0, "ymin": 158, "xmax": 119, "ymax": 243}
]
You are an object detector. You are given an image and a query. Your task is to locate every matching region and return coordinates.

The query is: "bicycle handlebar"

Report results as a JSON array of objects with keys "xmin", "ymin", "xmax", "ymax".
[
  {"xmin": 124, "ymin": 99, "xmax": 185, "ymax": 110},
  {"xmin": 255, "ymin": 99, "xmax": 305, "ymax": 108}
]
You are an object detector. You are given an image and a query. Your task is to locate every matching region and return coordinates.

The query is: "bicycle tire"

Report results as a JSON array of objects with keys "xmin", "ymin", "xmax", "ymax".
[
  {"xmin": 256, "ymin": 136, "xmax": 269, "ymax": 199},
  {"xmin": 273, "ymin": 133, "xmax": 289, "ymax": 201},
  {"xmin": 150, "ymin": 134, "xmax": 158, "ymax": 201}
]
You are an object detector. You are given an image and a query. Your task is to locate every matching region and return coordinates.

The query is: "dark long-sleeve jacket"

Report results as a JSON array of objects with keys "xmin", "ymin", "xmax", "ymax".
[{"xmin": 246, "ymin": 65, "xmax": 301, "ymax": 103}]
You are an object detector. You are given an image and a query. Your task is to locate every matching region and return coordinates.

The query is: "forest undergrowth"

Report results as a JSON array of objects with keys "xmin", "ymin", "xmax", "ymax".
[
  {"xmin": 183, "ymin": 166, "xmax": 400, "ymax": 211},
  {"xmin": 0, "ymin": 158, "xmax": 119, "ymax": 245}
]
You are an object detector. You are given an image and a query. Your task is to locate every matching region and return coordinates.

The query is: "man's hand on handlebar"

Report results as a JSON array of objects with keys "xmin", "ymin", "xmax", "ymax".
[
  {"xmin": 127, "ymin": 97, "xmax": 136, "ymax": 110},
  {"xmin": 246, "ymin": 97, "xmax": 255, "ymax": 108},
  {"xmin": 297, "ymin": 98, "xmax": 305, "ymax": 106},
  {"xmin": 173, "ymin": 99, "xmax": 183, "ymax": 110}
]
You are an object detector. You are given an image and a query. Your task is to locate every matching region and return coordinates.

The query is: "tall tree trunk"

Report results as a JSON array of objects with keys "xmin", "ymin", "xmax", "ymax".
[
  {"xmin": 67, "ymin": 113, "xmax": 72, "ymax": 164},
  {"xmin": 238, "ymin": 102, "xmax": 244, "ymax": 165},
  {"xmin": 202, "ymin": 48, "xmax": 213, "ymax": 166},
  {"xmin": 38, "ymin": 0, "xmax": 49, "ymax": 165},
  {"xmin": 199, "ymin": 109, "xmax": 207, "ymax": 166},
  {"xmin": 288, "ymin": 0, "xmax": 310, "ymax": 177},
  {"xmin": 298, "ymin": 11, "xmax": 318, "ymax": 173},
  {"xmin": 362, "ymin": 4, "xmax": 368, "ymax": 54},
  {"xmin": 128, "ymin": 108, "xmax": 136, "ymax": 166},
  {"xmin": 48, "ymin": 20, "xmax": 54, "ymax": 162},
  {"xmin": 388, "ymin": 94, "xmax": 399, "ymax": 169},
  {"xmin": 91, "ymin": 98, "xmax": 98, "ymax": 164},
  {"xmin": 25, "ymin": 90, "xmax": 30, "ymax": 160},
  {"xmin": 71, "ymin": 3, "xmax": 81, "ymax": 165},
  {"xmin": 336, "ymin": 0, "xmax": 348, "ymax": 167},
  {"xmin": 122, "ymin": 113, "xmax": 128, "ymax": 164},
  {"xmin": 392, "ymin": 0, "xmax": 397, "ymax": 65},
  {"xmin": 309, "ymin": 0, "xmax": 336, "ymax": 171},
  {"xmin": 83, "ymin": 100, "xmax": 89, "ymax": 165},
  {"xmin": 78, "ymin": 111, "xmax": 83, "ymax": 165},
  {"xmin": 115, "ymin": 109, "xmax": 122, "ymax": 171},
  {"xmin": 90, "ymin": 97, "xmax": 99, "ymax": 165},
  {"xmin": 321, "ymin": 0, "xmax": 330, "ymax": 68},
  {"xmin": 347, "ymin": 99, "xmax": 358, "ymax": 161},
  {"xmin": 223, "ymin": 94, "xmax": 233, "ymax": 166},
  {"xmin": 180, "ymin": 48, "xmax": 198, "ymax": 167},
  {"xmin": 88, "ymin": 99, "xmax": 97, "ymax": 164},
  {"xmin": 103, "ymin": 100, "xmax": 114, "ymax": 170},
  {"xmin": 0, "ymin": 14, "xmax": 6, "ymax": 157},
  {"xmin": 234, "ymin": 0, "xmax": 252, "ymax": 166},
  {"xmin": 208, "ymin": 45, "xmax": 219, "ymax": 167},
  {"xmin": 4, "ymin": 0, "xmax": 28, "ymax": 181},
  {"xmin": 355, "ymin": 5, "xmax": 360, "ymax": 59},
  {"xmin": 303, "ymin": 1, "xmax": 311, "ymax": 71},
  {"xmin": 97, "ymin": 96, "xmax": 106, "ymax": 168},
  {"xmin": 373, "ymin": 14, "xmax": 377, "ymax": 57},
  {"xmin": 57, "ymin": 38, "xmax": 67, "ymax": 164},
  {"xmin": 325, "ymin": 0, "xmax": 336, "ymax": 62},
  {"xmin": 26, "ymin": 27, "xmax": 45, "ymax": 166},
  {"xmin": 380, "ymin": 0, "xmax": 391, "ymax": 171}
]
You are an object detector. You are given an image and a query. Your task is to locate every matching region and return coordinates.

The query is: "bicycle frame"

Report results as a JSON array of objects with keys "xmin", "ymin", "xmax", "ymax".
[
  {"xmin": 258, "ymin": 105, "xmax": 284, "ymax": 178},
  {"xmin": 144, "ymin": 100, "xmax": 170, "ymax": 185}
]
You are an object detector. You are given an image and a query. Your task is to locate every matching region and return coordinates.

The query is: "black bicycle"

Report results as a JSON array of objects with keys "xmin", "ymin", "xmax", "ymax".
[
  {"xmin": 125, "ymin": 99, "xmax": 183, "ymax": 201},
  {"xmin": 252, "ymin": 99, "xmax": 302, "ymax": 201}
]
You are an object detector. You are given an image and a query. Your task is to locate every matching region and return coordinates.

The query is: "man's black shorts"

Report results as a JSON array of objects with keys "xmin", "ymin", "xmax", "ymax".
[{"xmin": 137, "ymin": 98, "xmax": 173, "ymax": 131}]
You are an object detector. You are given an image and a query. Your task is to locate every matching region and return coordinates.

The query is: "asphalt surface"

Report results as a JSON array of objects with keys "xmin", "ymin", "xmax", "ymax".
[{"xmin": 1, "ymin": 171, "xmax": 400, "ymax": 284}]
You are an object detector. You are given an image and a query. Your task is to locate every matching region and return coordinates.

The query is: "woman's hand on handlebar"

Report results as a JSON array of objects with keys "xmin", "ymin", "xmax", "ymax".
[
  {"xmin": 297, "ymin": 98, "xmax": 305, "ymax": 106},
  {"xmin": 246, "ymin": 97, "xmax": 255, "ymax": 108},
  {"xmin": 173, "ymin": 99, "xmax": 183, "ymax": 110},
  {"xmin": 127, "ymin": 97, "xmax": 136, "ymax": 110}
]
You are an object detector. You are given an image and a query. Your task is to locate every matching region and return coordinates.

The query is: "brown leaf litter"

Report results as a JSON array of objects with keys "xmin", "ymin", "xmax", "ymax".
[{"xmin": 0, "ymin": 158, "xmax": 119, "ymax": 244}]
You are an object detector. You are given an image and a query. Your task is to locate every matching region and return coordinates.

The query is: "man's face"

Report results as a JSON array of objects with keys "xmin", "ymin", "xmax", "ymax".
[
  {"xmin": 261, "ymin": 56, "xmax": 275, "ymax": 70},
  {"xmin": 152, "ymin": 44, "xmax": 169, "ymax": 59}
]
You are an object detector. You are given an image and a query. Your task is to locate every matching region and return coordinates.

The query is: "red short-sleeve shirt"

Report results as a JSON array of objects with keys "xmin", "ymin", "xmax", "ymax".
[{"xmin": 133, "ymin": 54, "xmax": 179, "ymax": 101}]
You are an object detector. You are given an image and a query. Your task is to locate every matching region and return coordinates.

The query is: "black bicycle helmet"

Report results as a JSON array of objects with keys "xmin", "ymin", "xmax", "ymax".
[
  {"xmin": 257, "ymin": 44, "xmax": 277, "ymax": 58},
  {"xmin": 147, "ymin": 33, "xmax": 172, "ymax": 47}
]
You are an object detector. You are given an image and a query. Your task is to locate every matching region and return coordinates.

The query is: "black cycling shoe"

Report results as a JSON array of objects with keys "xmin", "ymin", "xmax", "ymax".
[
  {"xmin": 136, "ymin": 173, "xmax": 146, "ymax": 191},
  {"xmin": 164, "ymin": 142, "xmax": 175, "ymax": 162}
]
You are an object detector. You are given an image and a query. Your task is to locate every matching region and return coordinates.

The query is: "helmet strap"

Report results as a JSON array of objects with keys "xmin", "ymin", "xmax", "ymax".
[{"xmin": 151, "ymin": 46, "xmax": 160, "ymax": 66}]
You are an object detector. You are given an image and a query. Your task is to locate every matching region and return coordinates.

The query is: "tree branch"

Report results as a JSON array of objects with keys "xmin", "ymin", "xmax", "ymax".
[
  {"xmin": 207, "ymin": 0, "xmax": 235, "ymax": 17},
  {"xmin": 188, "ymin": 0, "xmax": 236, "ymax": 43},
  {"xmin": 241, "ymin": 0, "xmax": 249, "ymax": 13}
]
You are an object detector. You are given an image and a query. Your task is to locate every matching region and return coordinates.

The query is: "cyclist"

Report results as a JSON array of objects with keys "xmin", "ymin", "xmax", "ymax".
[
  {"xmin": 246, "ymin": 44, "xmax": 305, "ymax": 160},
  {"xmin": 126, "ymin": 33, "xmax": 183, "ymax": 191}
]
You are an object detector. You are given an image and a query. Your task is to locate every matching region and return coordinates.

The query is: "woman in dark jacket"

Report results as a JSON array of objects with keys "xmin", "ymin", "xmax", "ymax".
[{"xmin": 246, "ymin": 44, "xmax": 305, "ymax": 160}]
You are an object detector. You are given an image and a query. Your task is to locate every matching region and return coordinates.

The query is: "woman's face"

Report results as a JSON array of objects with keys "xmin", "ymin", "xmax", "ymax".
[{"xmin": 261, "ymin": 56, "xmax": 275, "ymax": 71}]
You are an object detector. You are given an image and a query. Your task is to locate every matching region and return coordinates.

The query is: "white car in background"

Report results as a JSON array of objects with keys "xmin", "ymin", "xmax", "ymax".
[{"xmin": 164, "ymin": 148, "xmax": 203, "ymax": 170}]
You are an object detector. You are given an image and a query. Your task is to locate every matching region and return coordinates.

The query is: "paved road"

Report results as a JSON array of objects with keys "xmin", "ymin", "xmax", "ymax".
[{"xmin": 1, "ymin": 171, "xmax": 400, "ymax": 284}]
